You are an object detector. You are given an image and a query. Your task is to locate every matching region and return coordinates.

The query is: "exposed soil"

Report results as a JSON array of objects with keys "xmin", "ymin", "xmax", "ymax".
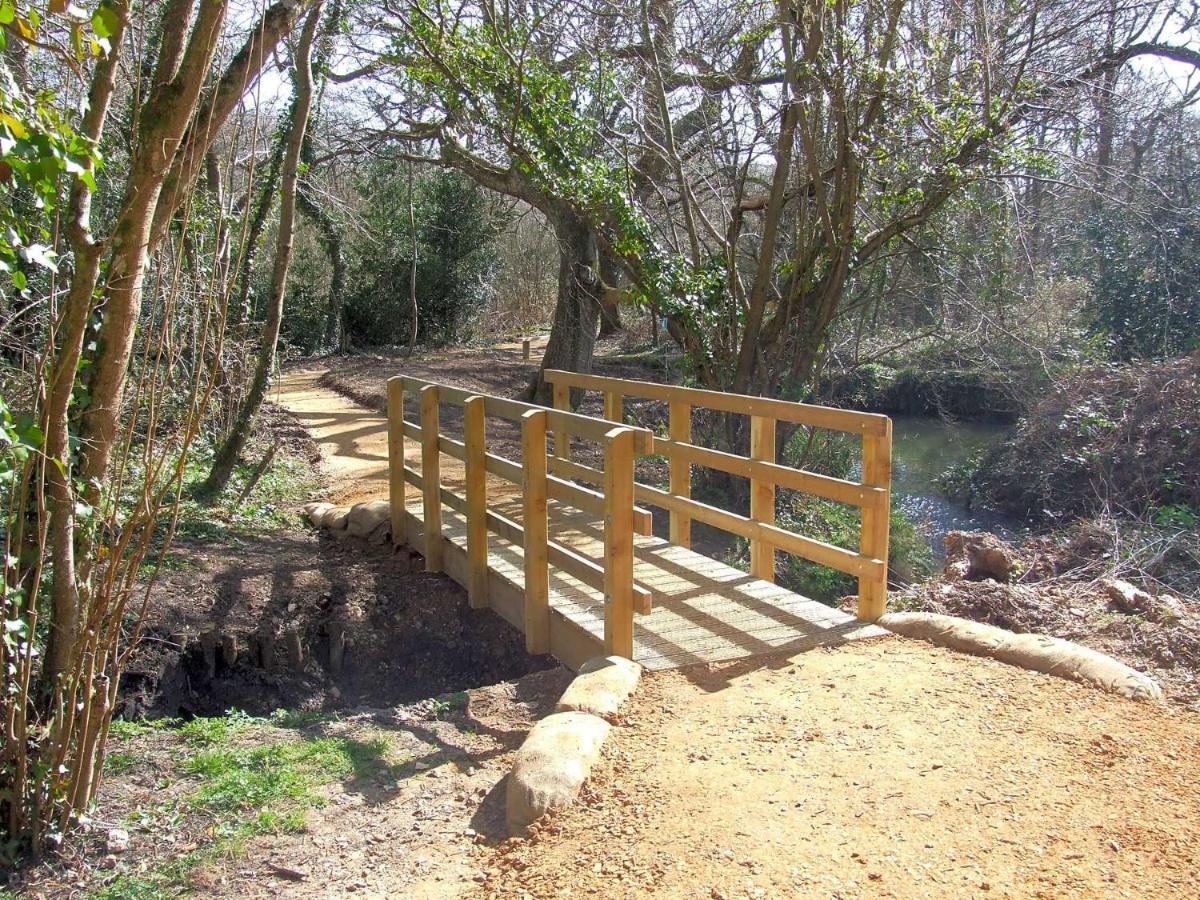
[
  {"xmin": 125, "ymin": 380, "xmax": 552, "ymax": 718},
  {"xmin": 15, "ymin": 666, "xmax": 573, "ymax": 899},
  {"xmin": 132, "ymin": 533, "xmax": 552, "ymax": 718},
  {"xmin": 891, "ymin": 526, "xmax": 1200, "ymax": 709},
  {"xmin": 480, "ymin": 640, "xmax": 1200, "ymax": 899},
  {"xmin": 186, "ymin": 668, "xmax": 576, "ymax": 899}
]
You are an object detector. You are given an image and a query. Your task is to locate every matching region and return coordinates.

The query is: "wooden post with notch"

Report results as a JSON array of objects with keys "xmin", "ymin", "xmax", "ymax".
[
  {"xmin": 668, "ymin": 400, "xmax": 691, "ymax": 547},
  {"xmin": 521, "ymin": 409, "xmax": 550, "ymax": 653},
  {"xmin": 552, "ymin": 381, "xmax": 571, "ymax": 460},
  {"xmin": 857, "ymin": 418, "xmax": 892, "ymax": 621},
  {"xmin": 603, "ymin": 427, "xmax": 637, "ymax": 658},
  {"xmin": 463, "ymin": 395, "xmax": 488, "ymax": 608},
  {"xmin": 387, "ymin": 377, "xmax": 406, "ymax": 546},
  {"xmin": 749, "ymin": 414, "xmax": 776, "ymax": 582},
  {"xmin": 419, "ymin": 384, "xmax": 443, "ymax": 572}
]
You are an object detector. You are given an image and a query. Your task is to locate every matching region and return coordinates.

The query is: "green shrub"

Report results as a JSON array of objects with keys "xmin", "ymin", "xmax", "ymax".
[{"xmin": 725, "ymin": 496, "xmax": 933, "ymax": 605}]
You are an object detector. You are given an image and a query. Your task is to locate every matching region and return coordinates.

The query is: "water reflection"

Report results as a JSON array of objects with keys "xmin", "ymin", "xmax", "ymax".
[{"xmin": 887, "ymin": 416, "xmax": 1022, "ymax": 556}]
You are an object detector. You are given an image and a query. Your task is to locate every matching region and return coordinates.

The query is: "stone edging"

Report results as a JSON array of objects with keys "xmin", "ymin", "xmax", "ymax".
[
  {"xmin": 506, "ymin": 656, "xmax": 642, "ymax": 836},
  {"xmin": 878, "ymin": 611, "xmax": 1163, "ymax": 702}
]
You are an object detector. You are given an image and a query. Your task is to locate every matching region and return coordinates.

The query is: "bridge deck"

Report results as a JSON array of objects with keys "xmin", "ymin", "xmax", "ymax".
[{"xmin": 405, "ymin": 495, "xmax": 884, "ymax": 671}]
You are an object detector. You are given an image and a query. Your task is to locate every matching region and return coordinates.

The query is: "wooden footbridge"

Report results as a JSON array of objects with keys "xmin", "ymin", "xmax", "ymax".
[{"xmin": 386, "ymin": 370, "xmax": 891, "ymax": 670}]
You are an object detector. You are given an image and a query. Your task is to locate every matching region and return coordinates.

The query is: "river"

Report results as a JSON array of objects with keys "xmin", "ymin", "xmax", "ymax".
[{"xmin": 888, "ymin": 415, "xmax": 1021, "ymax": 556}]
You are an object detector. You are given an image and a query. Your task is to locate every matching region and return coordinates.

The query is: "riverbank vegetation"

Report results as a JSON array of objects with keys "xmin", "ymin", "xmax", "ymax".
[{"xmin": 1, "ymin": 0, "xmax": 1198, "ymax": 866}]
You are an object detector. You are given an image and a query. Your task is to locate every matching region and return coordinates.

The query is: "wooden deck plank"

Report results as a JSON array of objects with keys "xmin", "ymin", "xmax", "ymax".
[{"xmin": 406, "ymin": 494, "xmax": 884, "ymax": 672}]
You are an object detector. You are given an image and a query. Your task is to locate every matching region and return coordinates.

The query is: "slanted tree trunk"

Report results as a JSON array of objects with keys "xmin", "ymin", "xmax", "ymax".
[
  {"xmin": 526, "ymin": 209, "xmax": 601, "ymax": 404},
  {"xmin": 404, "ymin": 161, "xmax": 419, "ymax": 355},
  {"xmin": 198, "ymin": 2, "xmax": 323, "ymax": 499},
  {"xmin": 597, "ymin": 245, "xmax": 623, "ymax": 338},
  {"xmin": 235, "ymin": 138, "xmax": 284, "ymax": 325}
]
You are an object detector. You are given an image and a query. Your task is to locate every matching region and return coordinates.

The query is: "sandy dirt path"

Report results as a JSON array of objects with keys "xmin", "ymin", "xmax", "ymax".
[
  {"xmin": 274, "ymin": 367, "xmax": 394, "ymax": 506},
  {"xmin": 482, "ymin": 639, "xmax": 1200, "ymax": 899}
]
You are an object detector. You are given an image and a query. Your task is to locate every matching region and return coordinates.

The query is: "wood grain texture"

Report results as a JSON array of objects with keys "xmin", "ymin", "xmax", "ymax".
[
  {"xmin": 419, "ymin": 385, "xmax": 443, "ymax": 572},
  {"xmin": 521, "ymin": 409, "xmax": 550, "ymax": 653},
  {"xmin": 463, "ymin": 395, "xmax": 488, "ymax": 608},
  {"xmin": 668, "ymin": 399, "xmax": 692, "ymax": 547},
  {"xmin": 749, "ymin": 415, "xmax": 776, "ymax": 583},
  {"xmin": 857, "ymin": 421, "xmax": 893, "ymax": 621},
  {"xmin": 387, "ymin": 377, "xmax": 406, "ymax": 546}
]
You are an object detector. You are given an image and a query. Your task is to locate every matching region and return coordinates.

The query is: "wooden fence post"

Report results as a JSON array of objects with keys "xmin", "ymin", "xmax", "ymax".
[
  {"xmin": 464, "ymin": 395, "xmax": 488, "ymax": 608},
  {"xmin": 668, "ymin": 399, "xmax": 691, "ymax": 547},
  {"xmin": 603, "ymin": 427, "xmax": 637, "ymax": 658},
  {"xmin": 522, "ymin": 338, "xmax": 531, "ymax": 360},
  {"xmin": 387, "ymin": 377, "xmax": 406, "ymax": 547},
  {"xmin": 603, "ymin": 391, "xmax": 623, "ymax": 424},
  {"xmin": 858, "ymin": 419, "xmax": 893, "ymax": 620},
  {"xmin": 419, "ymin": 384, "xmax": 443, "ymax": 573},
  {"xmin": 552, "ymin": 381, "xmax": 571, "ymax": 460},
  {"xmin": 521, "ymin": 409, "xmax": 550, "ymax": 654},
  {"xmin": 749, "ymin": 415, "xmax": 777, "ymax": 582}
]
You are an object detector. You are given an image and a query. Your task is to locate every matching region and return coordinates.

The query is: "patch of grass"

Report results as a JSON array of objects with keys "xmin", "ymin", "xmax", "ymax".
[
  {"xmin": 103, "ymin": 751, "xmax": 141, "ymax": 775},
  {"xmin": 169, "ymin": 441, "xmax": 320, "ymax": 543},
  {"xmin": 428, "ymin": 691, "xmax": 468, "ymax": 718},
  {"xmin": 94, "ymin": 710, "xmax": 397, "ymax": 896}
]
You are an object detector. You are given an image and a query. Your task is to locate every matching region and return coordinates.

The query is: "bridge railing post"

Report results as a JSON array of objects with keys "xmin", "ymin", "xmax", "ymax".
[
  {"xmin": 603, "ymin": 426, "xmax": 637, "ymax": 658},
  {"xmin": 464, "ymin": 395, "xmax": 488, "ymax": 609},
  {"xmin": 668, "ymin": 400, "xmax": 691, "ymax": 548},
  {"xmin": 749, "ymin": 414, "xmax": 777, "ymax": 582},
  {"xmin": 387, "ymin": 377, "xmax": 406, "ymax": 547},
  {"xmin": 551, "ymin": 382, "xmax": 571, "ymax": 461},
  {"xmin": 857, "ymin": 420, "xmax": 892, "ymax": 621},
  {"xmin": 521, "ymin": 409, "xmax": 550, "ymax": 654},
  {"xmin": 419, "ymin": 384, "xmax": 443, "ymax": 572},
  {"xmin": 603, "ymin": 390, "xmax": 623, "ymax": 424}
]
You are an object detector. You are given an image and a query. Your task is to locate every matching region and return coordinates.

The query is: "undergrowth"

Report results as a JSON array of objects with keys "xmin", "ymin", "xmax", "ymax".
[{"xmin": 968, "ymin": 356, "xmax": 1199, "ymax": 525}]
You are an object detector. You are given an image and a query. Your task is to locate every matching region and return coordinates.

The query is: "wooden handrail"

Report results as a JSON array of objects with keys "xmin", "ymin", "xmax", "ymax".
[
  {"xmin": 544, "ymin": 368, "xmax": 892, "ymax": 622},
  {"xmin": 387, "ymin": 375, "xmax": 654, "ymax": 657},
  {"xmin": 543, "ymin": 369, "xmax": 890, "ymax": 436}
]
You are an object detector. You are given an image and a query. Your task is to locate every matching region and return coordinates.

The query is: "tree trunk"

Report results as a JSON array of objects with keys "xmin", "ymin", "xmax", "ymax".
[
  {"xmin": 597, "ymin": 245, "xmax": 623, "ymax": 338},
  {"xmin": 235, "ymin": 138, "xmax": 284, "ymax": 325},
  {"xmin": 525, "ymin": 210, "xmax": 601, "ymax": 404},
  {"xmin": 198, "ymin": 3, "xmax": 323, "ymax": 499},
  {"xmin": 405, "ymin": 161, "xmax": 419, "ymax": 355}
]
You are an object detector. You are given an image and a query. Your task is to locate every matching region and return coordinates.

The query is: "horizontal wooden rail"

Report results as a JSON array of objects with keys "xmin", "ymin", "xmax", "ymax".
[
  {"xmin": 397, "ymin": 375, "xmax": 653, "ymax": 452},
  {"xmin": 434, "ymin": 431, "xmax": 654, "ymax": 535},
  {"xmin": 388, "ymin": 375, "xmax": 650, "ymax": 658},
  {"xmin": 650, "ymin": 436, "xmax": 886, "ymax": 509},
  {"xmin": 548, "ymin": 457, "xmax": 884, "ymax": 581},
  {"xmin": 544, "ymin": 368, "xmax": 892, "ymax": 622},
  {"xmin": 544, "ymin": 369, "xmax": 889, "ymax": 436}
]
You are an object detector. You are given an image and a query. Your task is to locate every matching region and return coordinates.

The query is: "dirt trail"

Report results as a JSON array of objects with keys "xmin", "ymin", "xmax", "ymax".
[
  {"xmin": 484, "ymin": 640, "xmax": 1200, "ymax": 899},
  {"xmin": 275, "ymin": 367, "xmax": 394, "ymax": 506}
]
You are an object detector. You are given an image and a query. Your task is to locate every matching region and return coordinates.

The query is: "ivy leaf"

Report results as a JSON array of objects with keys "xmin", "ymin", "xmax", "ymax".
[{"xmin": 91, "ymin": 2, "xmax": 118, "ymax": 38}]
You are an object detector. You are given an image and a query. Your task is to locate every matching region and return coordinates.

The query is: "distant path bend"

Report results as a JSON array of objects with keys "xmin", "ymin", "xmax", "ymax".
[{"xmin": 275, "ymin": 366, "xmax": 392, "ymax": 506}]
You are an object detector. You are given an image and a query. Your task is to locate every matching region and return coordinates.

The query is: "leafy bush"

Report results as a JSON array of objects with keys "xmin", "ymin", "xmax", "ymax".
[
  {"xmin": 1083, "ymin": 206, "xmax": 1200, "ymax": 361},
  {"xmin": 969, "ymin": 356, "xmax": 1200, "ymax": 525}
]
